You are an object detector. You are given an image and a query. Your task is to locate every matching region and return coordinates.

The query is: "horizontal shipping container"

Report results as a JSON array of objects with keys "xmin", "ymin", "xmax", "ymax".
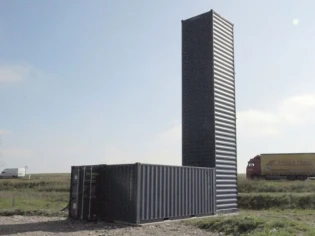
[{"xmin": 69, "ymin": 163, "xmax": 216, "ymax": 224}]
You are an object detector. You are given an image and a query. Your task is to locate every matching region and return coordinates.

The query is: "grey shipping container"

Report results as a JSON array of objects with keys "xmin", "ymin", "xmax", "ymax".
[
  {"xmin": 182, "ymin": 10, "xmax": 238, "ymax": 213},
  {"xmin": 69, "ymin": 163, "xmax": 216, "ymax": 224}
]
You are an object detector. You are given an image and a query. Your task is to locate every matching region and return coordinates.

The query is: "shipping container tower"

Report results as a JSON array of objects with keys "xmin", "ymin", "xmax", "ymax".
[{"xmin": 182, "ymin": 10, "xmax": 238, "ymax": 213}]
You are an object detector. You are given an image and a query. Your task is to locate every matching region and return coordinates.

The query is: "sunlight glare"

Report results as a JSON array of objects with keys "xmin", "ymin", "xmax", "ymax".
[{"xmin": 292, "ymin": 19, "xmax": 299, "ymax": 26}]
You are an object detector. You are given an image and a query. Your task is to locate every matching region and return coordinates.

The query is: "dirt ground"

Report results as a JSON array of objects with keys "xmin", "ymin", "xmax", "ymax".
[{"xmin": 0, "ymin": 216, "xmax": 216, "ymax": 236}]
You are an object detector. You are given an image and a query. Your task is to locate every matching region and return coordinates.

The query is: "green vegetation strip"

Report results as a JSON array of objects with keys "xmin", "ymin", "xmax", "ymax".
[
  {"xmin": 238, "ymin": 178, "xmax": 315, "ymax": 193},
  {"xmin": 0, "ymin": 179, "xmax": 70, "ymax": 192},
  {"xmin": 188, "ymin": 210, "xmax": 315, "ymax": 236},
  {"xmin": 0, "ymin": 191, "xmax": 69, "ymax": 211},
  {"xmin": 238, "ymin": 193, "xmax": 315, "ymax": 210},
  {"xmin": 0, "ymin": 209, "xmax": 68, "ymax": 217}
]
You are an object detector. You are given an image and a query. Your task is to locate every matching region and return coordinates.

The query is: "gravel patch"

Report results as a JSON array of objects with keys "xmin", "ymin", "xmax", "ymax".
[{"xmin": 0, "ymin": 216, "xmax": 216, "ymax": 236}]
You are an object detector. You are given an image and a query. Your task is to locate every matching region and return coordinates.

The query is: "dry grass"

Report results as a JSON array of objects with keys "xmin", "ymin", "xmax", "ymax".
[
  {"xmin": 0, "ymin": 173, "xmax": 69, "ymax": 213},
  {"xmin": 0, "ymin": 173, "xmax": 70, "ymax": 192},
  {"xmin": 238, "ymin": 176, "xmax": 315, "ymax": 193},
  {"xmin": 187, "ymin": 174, "xmax": 315, "ymax": 235},
  {"xmin": 189, "ymin": 210, "xmax": 315, "ymax": 236}
]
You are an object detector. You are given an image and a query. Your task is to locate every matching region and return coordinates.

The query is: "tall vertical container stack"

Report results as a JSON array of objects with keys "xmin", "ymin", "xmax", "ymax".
[
  {"xmin": 69, "ymin": 9, "xmax": 238, "ymax": 224},
  {"xmin": 182, "ymin": 10, "xmax": 238, "ymax": 213},
  {"xmin": 69, "ymin": 163, "xmax": 216, "ymax": 224}
]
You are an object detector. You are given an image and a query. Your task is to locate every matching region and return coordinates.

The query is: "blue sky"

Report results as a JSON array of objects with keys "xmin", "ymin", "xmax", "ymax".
[{"xmin": 0, "ymin": 0, "xmax": 315, "ymax": 173}]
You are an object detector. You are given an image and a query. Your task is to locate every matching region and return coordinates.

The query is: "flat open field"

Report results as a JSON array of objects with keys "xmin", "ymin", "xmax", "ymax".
[
  {"xmin": 1, "ymin": 173, "xmax": 315, "ymax": 235},
  {"xmin": 0, "ymin": 173, "xmax": 70, "ymax": 215}
]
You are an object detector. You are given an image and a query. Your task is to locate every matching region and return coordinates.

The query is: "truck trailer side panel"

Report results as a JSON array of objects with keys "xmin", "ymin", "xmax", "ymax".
[{"xmin": 261, "ymin": 153, "xmax": 315, "ymax": 176}]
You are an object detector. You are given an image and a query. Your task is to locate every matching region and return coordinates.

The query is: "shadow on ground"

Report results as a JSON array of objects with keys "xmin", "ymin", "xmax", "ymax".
[{"xmin": 0, "ymin": 218, "xmax": 133, "ymax": 235}]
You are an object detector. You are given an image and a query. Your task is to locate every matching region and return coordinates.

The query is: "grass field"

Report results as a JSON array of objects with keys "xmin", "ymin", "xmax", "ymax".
[
  {"xmin": 0, "ymin": 173, "xmax": 70, "ymax": 216},
  {"xmin": 1, "ymin": 173, "xmax": 315, "ymax": 235},
  {"xmin": 189, "ymin": 175, "xmax": 315, "ymax": 235},
  {"xmin": 189, "ymin": 210, "xmax": 315, "ymax": 236}
]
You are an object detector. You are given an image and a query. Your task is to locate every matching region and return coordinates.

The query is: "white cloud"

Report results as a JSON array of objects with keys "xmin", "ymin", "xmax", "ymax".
[
  {"xmin": 158, "ymin": 124, "xmax": 181, "ymax": 143},
  {"xmin": 157, "ymin": 92, "xmax": 315, "ymax": 141},
  {"xmin": 237, "ymin": 110, "xmax": 280, "ymax": 137},
  {"xmin": 103, "ymin": 146, "xmax": 133, "ymax": 164},
  {"xmin": 0, "ymin": 129, "xmax": 11, "ymax": 136},
  {"xmin": 0, "ymin": 63, "xmax": 33, "ymax": 83},
  {"xmin": 279, "ymin": 94, "xmax": 315, "ymax": 125},
  {"xmin": 1, "ymin": 148, "xmax": 34, "ymax": 158},
  {"xmin": 0, "ymin": 148, "xmax": 34, "ymax": 169},
  {"xmin": 237, "ymin": 92, "xmax": 315, "ymax": 137},
  {"xmin": 158, "ymin": 92, "xmax": 315, "ymax": 141}
]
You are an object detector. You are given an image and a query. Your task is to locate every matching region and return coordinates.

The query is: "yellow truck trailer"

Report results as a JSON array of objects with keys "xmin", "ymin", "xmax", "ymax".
[{"xmin": 246, "ymin": 153, "xmax": 315, "ymax": 180}]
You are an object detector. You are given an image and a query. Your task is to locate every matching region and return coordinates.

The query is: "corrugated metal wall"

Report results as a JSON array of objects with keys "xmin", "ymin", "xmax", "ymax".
[
  {"xmin": 69, "ymin": 163, "xmax": 216, "ymax": 224},
  {"xmin": 181, "ymin": 12, "xmax": 216, "ymax": 168},
  {"xmin": 69, "ymin": 165, "xmax": 102, "ymax": 221},
  {"xmin": 139, "ymin": 164, "xmax": 216, "ymax": 223},
  {"xmin": 83, "ymin": 165, "xmax": 102, "ymax": 220},
  {"xmin": 69, "ymin": 166, "xmax": 81, "ymax": 219},
  {"xmin": 212, "ymin": 11, "xmax": 238, "ymax": 213},
  {"xmin": 181, "ymin": 10, "xmax": 238, "ymax": 213}
]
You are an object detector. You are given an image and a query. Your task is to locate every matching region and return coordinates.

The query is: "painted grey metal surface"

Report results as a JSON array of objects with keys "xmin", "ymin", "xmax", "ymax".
[
  {"xmin": 181, "ymin": 11, "xmax": 216, "ymax": 168},
  {"xmin": 69, "ymin": 163, "xmax": 216, "ymax": 224},
  {"xmin": 212, "ymin": 11, "xmax": 238, "ymax": 213},
  {"xmin": 69, "ymin": 166, "xmax": 81, "ymax": 219},
  {"xmin": 181, "ymin": 10, "xmax": 238, "ymax": 213},
  {"xmin": 138, "ymin": 164, "xmax": 216, "ymax": 223},
  {"xmin": 98, "ymin": 164, "xmax": 138, "ymax": 223},
  {"xmin": 84, "ymin": 165, "xmax": 102, "ymax": 220},
  {"xmin": 69, "ymin": 165, "xmax": 102, "ymax": 220}
]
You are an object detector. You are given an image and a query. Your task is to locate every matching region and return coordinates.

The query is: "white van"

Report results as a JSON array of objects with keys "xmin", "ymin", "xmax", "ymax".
[{"xmin": 0, "ymin": 168, "xmax": 26, "ymax": 179}]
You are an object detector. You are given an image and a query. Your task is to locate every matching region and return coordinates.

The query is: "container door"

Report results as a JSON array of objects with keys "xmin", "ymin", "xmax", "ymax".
[
  {"xmin": 81, "ymin": 165, "xmax": 101, "ymax": 221},
  {"xmin": 98, "ymin": 164, "xmax": 137, "ymax": 223},
  {"xmin": 69, "ymin": 166, "xmax": 81, "ymax": 219},
  {"xmin": 88, "ymin": 165, "xmax": 101, "ymax": 220}
]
